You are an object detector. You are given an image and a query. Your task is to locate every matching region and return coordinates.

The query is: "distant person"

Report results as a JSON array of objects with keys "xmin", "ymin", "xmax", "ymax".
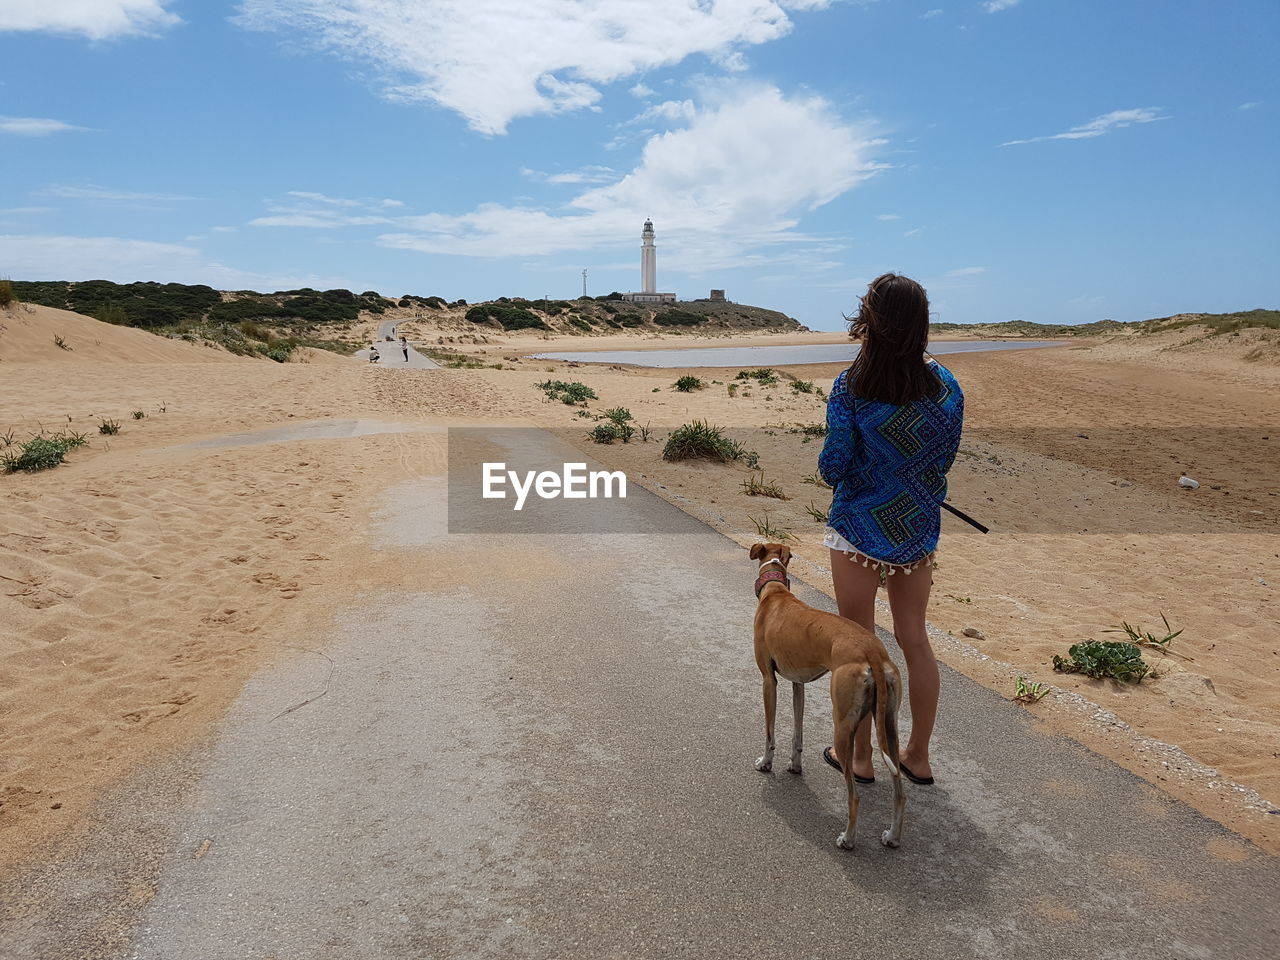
[
  {"xmin": 400, "ymin": 336, "xmax": 409, "ymax": 362},
  {"xmin": 369, "ymin": 346, "xmax": 380, "ymax": 363},
  {"xmin": 817, "ymin": 273, "xmax": 964, "ymax": 788}
]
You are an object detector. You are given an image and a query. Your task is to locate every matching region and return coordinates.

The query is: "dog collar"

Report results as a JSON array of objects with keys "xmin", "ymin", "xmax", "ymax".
[{"xmin": 754, "ymin": 569, "xmax": 790, "ymax": 597}]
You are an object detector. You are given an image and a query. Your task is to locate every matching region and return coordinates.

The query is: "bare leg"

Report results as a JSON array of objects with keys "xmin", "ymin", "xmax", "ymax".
[
  {"xmin": 755, "ymin": 670, "xmax": 777, "ymax": 772},
  {"xmin": 885, "ymin": 564, "xmax": 938, "ymax": 778},
  {"xmin": 829, "ymin": 549, "xmax": 879, "ymax": 779},
  {"xmin": 788, "ymin": 681, "xmax": 804, "ymax": 774}
]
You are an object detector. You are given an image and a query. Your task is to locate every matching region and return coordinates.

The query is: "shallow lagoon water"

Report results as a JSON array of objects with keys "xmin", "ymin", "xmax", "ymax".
[{"xmin": 533, "ymin": 339, "xmax": 1062, "ymax": 368}]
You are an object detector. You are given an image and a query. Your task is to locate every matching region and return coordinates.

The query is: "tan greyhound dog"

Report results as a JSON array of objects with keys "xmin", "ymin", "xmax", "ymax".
[{"xmin": 750, "ymin": 542, "xmax": 907, "ymax": 849}]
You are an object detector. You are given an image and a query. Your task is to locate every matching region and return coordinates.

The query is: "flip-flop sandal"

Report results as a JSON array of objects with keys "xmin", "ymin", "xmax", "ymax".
[
  {"xmin": 822, "ymin": 746, "xmax": 874, "ymax": 784},
  {"xmin": 899, "ymin": 760, "xmax": 935, "ymax": 786}
]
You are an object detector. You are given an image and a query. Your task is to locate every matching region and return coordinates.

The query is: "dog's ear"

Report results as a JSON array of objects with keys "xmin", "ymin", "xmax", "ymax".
[
  {"xmin": 749, "ymin": 543, "xmax": 764, "ymax": 560},
  {"xmin": 781, "ymin": 546, "xmax": 792, "ymax": 566}
]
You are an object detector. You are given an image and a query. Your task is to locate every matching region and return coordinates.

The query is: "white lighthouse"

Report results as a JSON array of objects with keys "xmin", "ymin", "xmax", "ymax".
[
  {"xmin": 623, "ymin": 218, "xmax": 676, "ymax": 303},
  {"xmin": 640, "ymin": 218, "xmax": 657, "ymax": 293}
]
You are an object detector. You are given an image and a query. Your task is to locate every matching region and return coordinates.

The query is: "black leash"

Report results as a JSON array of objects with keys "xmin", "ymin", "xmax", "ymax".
[{"xmin": 941, "ymin": 501, "xmax": 989, "ymax": 534}]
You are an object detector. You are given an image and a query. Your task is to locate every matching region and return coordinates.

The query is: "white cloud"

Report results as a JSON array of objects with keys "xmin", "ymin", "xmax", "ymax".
[
  {"xmin": 904, "ymin": 227, "xmax": 924, "ymax": 236},
  {"xmin": 0, "ymin": 116, "xmax": 87, "ymax": 136},
  {"xmin": 250, "ymin": 192, "xmax": 403, "ymax": 227},
  {"xmin": 875, "ymin": 213, "xmax": 901, "ymax": 220},
  {"xmin": 235, "ymin": 0, "xmax": 837, "ymax": 134},
  {"xmin": 0, "ymin": 234, "xmax": 326, "ymax": 289},
  {"xmin": 1002, "ymin": 107, "xmax": 1168, "ymax": 146},
  {"xmin": 1, "ymin": 0, "xmax": 180, "ymax": 40},
  {"xmin": 376, "ymin": 84, "xmax": 884, "ymax": 268},
  {"xmin": 42, "ymin": 184, "xmax": 199, "ymax": 202},
  {"xmin": 630, "ymin": 83, "xmax": 655, "ymax": 98},
  {"xmin": 981, "ymin": 0, "xmax": 1020, "ymax": 12},
  {"xmin": 945, "ymin": 266, "xmax": 986, "ymax": 277},
  {"xmin": 523, "ymin": 165, "xmax": 619, "ymax": 185},
  {"xmin": 921, "ymin": 8, "xmax": 943, "ymax": 18},
  {"xmin": 1236, "ymin": 101, "xmax": 1262, "ymax": 111},
  {"xmin": 634, "ymin": 99, "xmax": 699, "ymax": 124}
]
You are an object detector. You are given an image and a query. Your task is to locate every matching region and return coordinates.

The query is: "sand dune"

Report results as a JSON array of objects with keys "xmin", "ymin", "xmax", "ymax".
[{"xmin": 0, "ymin": 304, "xmax": 248, "ymax": 364}]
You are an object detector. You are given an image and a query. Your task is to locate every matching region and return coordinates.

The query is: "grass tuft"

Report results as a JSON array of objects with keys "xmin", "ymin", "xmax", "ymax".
[
  {"xmin": 803, "ymin": 501, "xmax": 829, "ymax": 523},
  {"xmin": 663, "ymin": 420, "xmax": 746, "ymax": 463},
  {"xmin": 98, "ymin": 419, "xmax": 121, "ymax": 436},
  {"xmin": 674, "ymin": 375, "xmax": 704, "ymax": 392},
  {"xmin": 748, "ymin": 512, "xmax": 793, "ymax": 542},
  {"xmin": 741, "ymin": 471, "xmax": 788, "ymax": 500},
  {"xmin": 1103, "ymin": 613, "xmax": 1183, "ymax": 651}
]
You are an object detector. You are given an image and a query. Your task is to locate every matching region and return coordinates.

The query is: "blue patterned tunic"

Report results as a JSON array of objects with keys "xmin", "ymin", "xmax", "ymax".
[{"xmin": 818, "ymin": 362, "xmax": 964, "ymax": 566}]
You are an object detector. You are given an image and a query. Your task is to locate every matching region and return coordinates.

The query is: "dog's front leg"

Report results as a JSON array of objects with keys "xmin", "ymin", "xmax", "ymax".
[
  {"xmin": 755, "ymin": 672, "xmax": 777, "ymax": 773},
  {"xmin": 788, "ymin": 682, "xmax": 804, "ymax": 774}
]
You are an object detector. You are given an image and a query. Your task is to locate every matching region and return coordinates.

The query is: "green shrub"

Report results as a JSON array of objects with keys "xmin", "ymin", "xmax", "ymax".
[
  {"xmin": 1052, "ymin": 641, "xmax": 1150, "ymax": 682},
  {"xmin": 663, "ymin": 421, "xmax": 747, "ymax": 463},
  {"xmin": 536, "ymin": 380, "xmax": 597, "ymax": 405},
  {"xmin": 617, "ymin": 312, "xmax": 642, "ymax": 327},
  {"xmin": 736, "ymin": 368, "xmax": 779, "ymax": 386},
  {"xmin": 589, "ymin": 423, "xmax": 620, "ymax": 444},
  {"xmin": 653, "ymin": 308, "xmax": 706, "ymax": 326},
  {"xmin": 567, "ymin": 316, "xmax": 592, "ymax": 332},
  {"xmin": 790, "ymin": 379, "xmax": 815, "ymax": 393},
  {"xmin": 674, "ymin": 375, "xmax": 703, "ymax": 392},
  {"xmin": 467, "ymin": 304, "xmax": 549, "ymax": 331},
  {"xmin": 0, "ymin": 279, "xmax": 13, "ymax": 307},
  {"xmin": 603, "ymin": 407, "xmax": 634, "ymax": 441}
]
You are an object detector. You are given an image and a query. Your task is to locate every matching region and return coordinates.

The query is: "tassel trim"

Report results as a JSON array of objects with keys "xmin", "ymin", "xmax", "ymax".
[{"xmin": 835, "ymin": 545, "xmax": 934, "ymax": 576}]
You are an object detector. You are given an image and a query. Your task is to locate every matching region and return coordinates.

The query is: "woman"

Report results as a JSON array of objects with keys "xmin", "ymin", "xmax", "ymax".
[{"xmin": 817, "ymin": 273, "xmax": 964, "ymax": 786}]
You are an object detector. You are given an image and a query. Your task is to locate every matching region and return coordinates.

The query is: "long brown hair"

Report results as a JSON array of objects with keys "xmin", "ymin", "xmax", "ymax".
[{"xmin": 846, "ymin": 273, "xmax": 940, "ymax": 405}]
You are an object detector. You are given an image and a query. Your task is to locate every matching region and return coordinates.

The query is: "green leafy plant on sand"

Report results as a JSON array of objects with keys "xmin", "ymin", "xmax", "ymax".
[
  {"xmin": 98, "ymin": 418, "xmax": 121, "ymax": 436},
  {"xmin": 588, "ymin": 423, "xmax": 620, "ymax": 444},
  {"xmin": 804, "ymin": 501, "xmax": 829, "ymax": 523},
  {"xmin": 674, "ymin": 375, "xmax": 704, "ymax": 392},
  {"xmin": 749, "ymin": 512, "xmax": 793, "ymax": 542},
  {"xmin": 602, "ymin": 407, "xmax": 634, "ymax": 442},
  {"xmin": 790, "ymin": 379, "xmax": 815, "ymax": 394},
  {"xmin": 1052, "ymin": 641, "xmax": 1150, "ymax": 683},
  {"xmin": 663, "ymin": 420, "xmax": 748, "ymax": 463},
  {"xmin": 0, "ymin": 278, "xmax": 14, "ymax": 307},
  {"xmin": 800, "ymin": 471, "xmax": 830, "ymax": 489},
  {"xmin": 736, "ymin": 368, "xmax": 780, "ymax": 387},
  {"xmin": 1103, "ymin": 613, "xmax": 1183, "ymax": 652},
  {"xmin": 536, "ymin": 379, "xmax": 597, "ymax": 406},
  {"xmin": 741, "ymin": 471, "xmax": 788, "ymax": 500},
  {"xmin": 1013, "ymin": 676, "xmax": 1050, "ymax": 704}
]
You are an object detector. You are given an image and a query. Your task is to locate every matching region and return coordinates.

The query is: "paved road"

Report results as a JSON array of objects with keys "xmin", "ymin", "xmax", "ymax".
[
  {"xmin": 5, "ymin": 428, "xmax": 1277, "ymax": 959},
  {"xmin": 355, "ymin": 319, "xmax": 442, "ymax": 368}
]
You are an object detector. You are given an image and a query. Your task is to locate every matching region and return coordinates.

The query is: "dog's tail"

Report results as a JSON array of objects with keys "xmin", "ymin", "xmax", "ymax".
[{"xmin": 873, "ymin": 664, "xmax": 902, "ymax": 775}]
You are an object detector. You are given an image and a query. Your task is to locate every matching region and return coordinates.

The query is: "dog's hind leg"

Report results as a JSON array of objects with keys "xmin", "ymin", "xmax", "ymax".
[
  {"xmin": 788, "ymin": 682, "xmax": 804, "ymax": 774},
  {"xmin": 879, "ymin": 668, "xmax": 907, "ymax": 848},
  {"xmin": 833, "ymin": 666, "xmax": 873, "ymax": 849},
  {"xmin": 755, "ymin": 667, "xmax": 777, "ymax": 773}
]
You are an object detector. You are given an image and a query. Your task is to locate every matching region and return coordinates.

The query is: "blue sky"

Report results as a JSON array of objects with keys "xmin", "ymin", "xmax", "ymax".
[{"xmin": 2, "ymin": 1, "xmax": 1276, "ymax": 330}]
